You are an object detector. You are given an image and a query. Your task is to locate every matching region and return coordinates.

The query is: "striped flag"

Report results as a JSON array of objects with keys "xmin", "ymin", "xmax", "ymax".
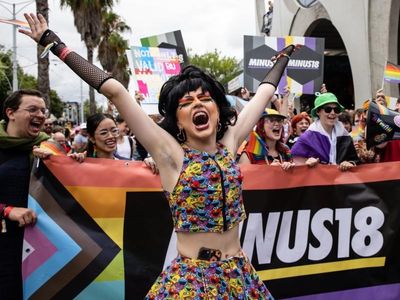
[
  {"xmin": 0, "ymin": 18, "xmax": 29, "ymax": 29},
  {"xmin": 384, "ymin": 61, "xmax": 400, "ymax": 83}
]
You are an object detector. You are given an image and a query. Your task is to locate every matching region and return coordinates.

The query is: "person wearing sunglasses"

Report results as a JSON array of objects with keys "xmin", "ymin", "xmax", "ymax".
[
  {"xmin": 42, "ymin": 118, "xmax": 53, "ymax": 136},
  {"xmin": 291, "ymin": 92, "xmax": 359, "ymax": 171}
]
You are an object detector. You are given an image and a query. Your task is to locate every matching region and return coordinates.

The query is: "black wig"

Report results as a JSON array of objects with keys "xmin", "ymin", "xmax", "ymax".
[{"xmin": 158, "ymin": 65, "xmax": 237, "ymax": 142}]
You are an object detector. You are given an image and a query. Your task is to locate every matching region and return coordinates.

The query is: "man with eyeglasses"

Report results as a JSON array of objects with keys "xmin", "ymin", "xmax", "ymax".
[{"xmin": 0, "ymin": 89, "xmax": 49, "ymax": 298}]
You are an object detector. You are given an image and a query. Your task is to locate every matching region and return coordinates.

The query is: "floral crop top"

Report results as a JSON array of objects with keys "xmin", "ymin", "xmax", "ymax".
[{"xmin": 165, "ymin": 144, "xmax": 246, "ymax": 233}]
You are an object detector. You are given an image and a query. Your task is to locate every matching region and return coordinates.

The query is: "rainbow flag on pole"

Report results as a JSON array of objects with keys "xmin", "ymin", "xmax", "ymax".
[{"xmin": 384, "ymin": 61, "xmax": 400, "ymax": 83}]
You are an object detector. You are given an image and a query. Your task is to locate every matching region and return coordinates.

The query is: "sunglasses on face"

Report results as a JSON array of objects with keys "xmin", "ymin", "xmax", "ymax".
[{"xmin": 321, "ymin": 106, "xmax": 341, "ymax": 114}]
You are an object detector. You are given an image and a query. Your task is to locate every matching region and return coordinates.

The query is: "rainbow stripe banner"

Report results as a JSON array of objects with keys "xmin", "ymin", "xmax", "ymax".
[
  {"xmin": 24, "ymin": 156, "xmax": 400, "ymax": 299},
  {"xmin": 384, "ymin": 61, "xmax": 400, "ymax": 83}
]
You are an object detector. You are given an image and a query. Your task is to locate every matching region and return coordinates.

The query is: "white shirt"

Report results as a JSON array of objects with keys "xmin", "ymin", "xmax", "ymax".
[{"xmin": 116, "ymin": 136, "xmax": 136, "ymax": 160}]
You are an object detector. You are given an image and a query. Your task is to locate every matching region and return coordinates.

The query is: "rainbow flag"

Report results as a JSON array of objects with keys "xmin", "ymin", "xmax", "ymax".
[
  {"xmin": 40, "ymin": 140, "xmax": 66, "ymax": 156},
  {"xmin": 384, "ymin": 61, "xmax": 400, "ymax": 83},
  {"xmin": 246, "ymin": 131, "xmax": 266, "ymax": 157}
]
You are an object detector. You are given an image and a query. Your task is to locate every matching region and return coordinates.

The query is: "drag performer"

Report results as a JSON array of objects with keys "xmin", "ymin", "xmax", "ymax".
[{"xmin": 21, "ymin": 13, "xmax": 296, "ymax": 299}]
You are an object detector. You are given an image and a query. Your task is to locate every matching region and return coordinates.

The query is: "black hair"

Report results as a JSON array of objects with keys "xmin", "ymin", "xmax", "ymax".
[
  {"xmin": 338, "ymin": 110, "xmax": 352, "ymax": 125},
  {"xmin": 1, "ymin": 89, "xmax": 46, "ymax": 124},
  {"xmin": 158, "ymin": 65, "xmax": 237, "ymax": 142},
  {"xmin": 64, "ymin": 127, "xmax": 71, "ymax": 139},
  {"xmin": 86, "ymin": 113, "xmax": 115, "ymax": 157},
  {"xmin": 115, "ymin": 114, "xmax": 124, "ymax": 124}
]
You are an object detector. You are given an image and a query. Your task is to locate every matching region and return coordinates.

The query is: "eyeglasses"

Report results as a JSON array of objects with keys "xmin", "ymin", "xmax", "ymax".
[
  {"xmin": 265, "ymin": 117, "xmax": 284, "ymax": 124},
  {"xmin": 96, "ymin": 127, "xmax": 120, "ymax": 138},
  {"xmin": 322, "ymin": 106, "xmax": 341, "ymax": 114},
  {"xmin": 44, "ymin": 123, "xmax": 53, "ymax": 127},
  {"xmin": 20, "ymin": 107, "xmax": 49, "ymax": 117}
]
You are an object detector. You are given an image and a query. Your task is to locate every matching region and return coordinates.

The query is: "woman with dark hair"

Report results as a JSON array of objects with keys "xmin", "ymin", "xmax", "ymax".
[
  {"xmin": 239, "ymin": 109, "xmax": 294, "ymax": 171},
  {"xmin": 86, "ymin": 113, "xmax": 119, "ymax": 159},
  {"xmin": 21, "ymin": 13, "xmax": 296, "ymax": 298}
]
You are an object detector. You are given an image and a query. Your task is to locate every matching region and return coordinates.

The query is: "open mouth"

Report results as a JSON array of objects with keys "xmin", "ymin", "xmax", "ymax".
[
  {"xmin": 272, "ymin": 128, "xmax": 281, "ymax": 135},
  {"xmin": 105, "ymin": 139, "xmax": 117, "ymax": 147},
  {"xmin": 30, "ymin": 120, "xmax": 43, "ymax": 133},
  {"xmin": 192, "ymin": 111, "xmax": 209, "ymax": 128}
]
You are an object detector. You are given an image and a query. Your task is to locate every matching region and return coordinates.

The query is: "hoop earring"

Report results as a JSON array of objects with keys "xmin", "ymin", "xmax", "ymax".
[
  {"xmin": 177, "ymin": 128, "xmax": 186, "ymax": 142},
  {"xmin": 217, "ymin": 121, "xmax": 222, "ymax": 133}
]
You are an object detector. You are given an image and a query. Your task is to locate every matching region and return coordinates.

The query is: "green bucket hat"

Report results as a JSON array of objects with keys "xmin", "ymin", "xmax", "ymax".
[{"xmin": 311, "ymin": 92, "xmax": 345, "ymax": 118}]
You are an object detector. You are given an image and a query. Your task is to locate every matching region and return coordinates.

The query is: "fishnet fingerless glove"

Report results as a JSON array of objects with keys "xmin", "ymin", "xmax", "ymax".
[
  {"xmin": 260, "ymin": 44, "xmax": 295, "ymax": 88},
  {"xmin": 39, "ymin": 29, "xmax": 112, "ymax": 92}
]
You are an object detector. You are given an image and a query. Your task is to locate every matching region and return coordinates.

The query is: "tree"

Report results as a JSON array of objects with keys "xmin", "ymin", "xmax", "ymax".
[
  {"xmin": 0, "ymin": 46, "xmax": 13, "ymax": 102},
  {"xmin": 60, "ymin": 0, "xmax": 114, "ymax": 114},
  {"xmin": 0, "ymin": 47, "xmax": 64, "ymax": 118},
  {"xmin": 48, "ymin": 90, "xmax": 64, "ymax": 118},
  {"xmin": 98, "ymin": 10, "xmax": 131, "ymax": 88},
  {"xmin": 36, "ymin": 0, "xmax": 50, "ymax": 103},
  {"xmin": 188, "ymin": 49, "xmax": 241, "ymax": 86},
  {"xmin": 83, "ymin": 99, "xmax": 104, "ymax": 118}
]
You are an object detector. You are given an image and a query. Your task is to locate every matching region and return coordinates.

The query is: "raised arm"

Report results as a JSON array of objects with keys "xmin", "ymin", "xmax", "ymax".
[
  {"xmin": 221, "ymin": 45, "xmax": 296, "ymax": 153},
  {"xmin": 19, "ymin": 13, "xmax": 180, "ymax": 167}
]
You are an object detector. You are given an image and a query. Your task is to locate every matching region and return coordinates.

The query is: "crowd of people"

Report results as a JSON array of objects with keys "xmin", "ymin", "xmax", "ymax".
[{"xmin": 1, "ymin": 11, "xmax": 399, "ymax": 300}]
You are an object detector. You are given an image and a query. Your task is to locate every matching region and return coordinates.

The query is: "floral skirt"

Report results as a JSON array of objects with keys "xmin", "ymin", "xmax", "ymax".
[{"xmin": 145, "ymin": 251, "xmax": 274, "ymax": 299}]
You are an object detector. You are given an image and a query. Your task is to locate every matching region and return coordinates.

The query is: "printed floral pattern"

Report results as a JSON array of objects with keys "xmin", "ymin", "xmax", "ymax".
[
  {"xmin": 146, "ymin": 253, "xmax": 274, "ymax": 299},
  {"xmin": 166, "ymin": 144, "xmax": 246, "ymax": 233}
]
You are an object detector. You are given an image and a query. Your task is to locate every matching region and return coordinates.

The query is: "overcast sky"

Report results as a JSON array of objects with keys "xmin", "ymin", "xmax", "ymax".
[{"xmin": 0, "ymin": 0, "xmax": 260, "ymax": 108}]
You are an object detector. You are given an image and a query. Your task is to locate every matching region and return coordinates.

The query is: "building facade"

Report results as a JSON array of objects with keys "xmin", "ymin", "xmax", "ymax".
[{"xmin": 256, "ymin": 0, "xmax": 400, "ymax": 109}]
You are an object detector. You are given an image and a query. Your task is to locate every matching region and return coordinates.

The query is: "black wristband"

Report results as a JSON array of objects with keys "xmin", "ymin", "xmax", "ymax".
[{"xmin": 39, "ymin": 29, "xmax": 66, "ymax": 57}]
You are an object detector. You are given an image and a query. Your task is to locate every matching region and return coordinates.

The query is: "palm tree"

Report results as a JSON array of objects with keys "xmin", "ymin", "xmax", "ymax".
[
  {"xmin": 60, "ymin": 0, "xmax": 114, "ymax": 114},
  {"xmin": 36, "ymin": 0, "xmax": 50, "ymax": 105},
  {"xmin": 98, "ymin": 10, "xmax": 131, "ymax": 89}
]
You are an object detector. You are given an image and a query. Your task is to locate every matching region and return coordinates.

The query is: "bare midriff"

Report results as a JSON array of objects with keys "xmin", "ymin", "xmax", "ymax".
[{"xmin": 176, "ymin": 225, "xmax": 241, "ymax": 259}]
